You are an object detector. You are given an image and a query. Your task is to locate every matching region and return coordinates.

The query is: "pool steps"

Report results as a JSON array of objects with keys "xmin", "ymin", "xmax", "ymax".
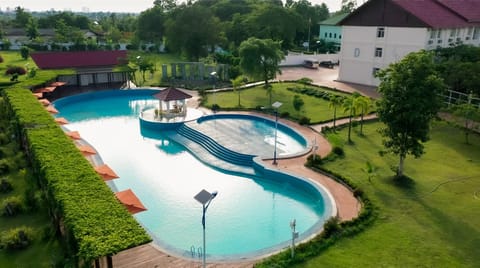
[
  {"xmin": 176, "ymin": 124, "xmax": 255, "ymax": 167},
  {"xmin": 166, "ymin": 130, "xmax": 256, "ymax": 176}
]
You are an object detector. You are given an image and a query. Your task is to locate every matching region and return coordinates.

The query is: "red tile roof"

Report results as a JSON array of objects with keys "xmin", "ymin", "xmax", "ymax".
[
  {"xmin": 31, "ymin": 50, "xmax": 127, "ymax": 70},
  {"xmin": 153, "ymin": 87, "xmax": 192, "ymax": 102},
  {"xmin": 393, "ymin": 0, "xmax": 480, "ymax": 28}
]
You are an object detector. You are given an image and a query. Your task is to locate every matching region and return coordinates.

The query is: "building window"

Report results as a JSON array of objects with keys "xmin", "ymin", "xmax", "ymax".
[
  {"xmin": 467, "ymin": 27, "xmax": 473, "ymax": 35},
  {"xmin": 375, "ymin": 47, "xmax": 383, "ymax": 57},
  {"xmin": 377, "ymin": 27, "xmax": 385, "ymax": 38},
  {"xmin": 329, "ymin": 33, "xmax": 332, "ymax": 38},
  {"xmin": 450, "ymin": 29, "xmax": 456, "ymax": 37},
  {"xmin": 325, "ymin": 32, "xmax": 328, "ymax": 38},
  {"xmin": 437, "ymin": 30, "xmax": 442, "ymax": 38},
  {"xmin": 372, "ymin": 68, "xmax": 380, "ymax": 76},
  {"xmin": 339, "ymin": 34, "xmax": 342, "ymax": 39},
  {"xmin": 334, "ymin": 33, "xmax": 337, "ymax": 38},
  {"xmin": 430, "ymin": 30, "xmax": 436, "ymax": 39}
]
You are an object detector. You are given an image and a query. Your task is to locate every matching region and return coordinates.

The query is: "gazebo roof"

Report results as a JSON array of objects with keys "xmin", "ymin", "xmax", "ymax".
[{"xmin": 153, "ymin": 87, "xmax": 192, "ymax": 102}]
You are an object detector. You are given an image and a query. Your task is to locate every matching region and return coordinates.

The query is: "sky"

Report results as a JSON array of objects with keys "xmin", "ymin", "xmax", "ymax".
[{"xmin": 1, "ymin": 0, "xmax": 343, "ymax": 13}]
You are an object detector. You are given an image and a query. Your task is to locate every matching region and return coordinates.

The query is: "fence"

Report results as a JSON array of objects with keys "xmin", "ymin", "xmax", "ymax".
[{"xmin": 440, "ymin": 89, "xmax": 480, "ymax": 109}]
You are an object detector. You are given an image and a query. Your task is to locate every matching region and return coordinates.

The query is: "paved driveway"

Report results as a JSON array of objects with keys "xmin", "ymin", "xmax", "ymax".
[{"xmin": 278, "ymin": 66, "xmax": 380, "ymax": 99}]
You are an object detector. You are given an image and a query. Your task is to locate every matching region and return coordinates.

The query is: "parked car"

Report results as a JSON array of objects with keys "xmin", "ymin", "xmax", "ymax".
[
  {"xmin": 319, "ymin": 60, "xmax": 335, "ymax": 69},
  {"xmin": 303, "ymin": 59, "xmax": 319, "ymax": 69}
]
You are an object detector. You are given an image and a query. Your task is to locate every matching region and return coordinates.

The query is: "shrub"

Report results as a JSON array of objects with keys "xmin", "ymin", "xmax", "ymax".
[
  {"xmin": 0, "ymin": 227, "xmax": 34, "ymax": 250},
  {"xmin": 0, "ymin": 159, "xmax": 10, "ymax": 175},
  {"xmin": 332, "ymin": 146, "xmax": 345, "ymax": 157},
  {"xmin": 279, "ymin": 111, "xmax": 290, "ymax": 118},
  {"xmin": 211, "ymin": 103, "xmax": 220, "ymax": 112},
  {"xmin": 20, "ymin": 46, "xmax": 30, "ymax": 60},
  {"xmin": 5, "ymin": 66, "xmax": 27, "ymax": 76},
  {"xmin": 306, "ymin": 154, "xmax": 322, "ymax": 166},
  {"xmin": 0, "ymin": 177, "xmax": 13, "ymax": 193},
  {"xmin": 322, "ymin": 217, "xmax": 342, "ymax": 238},
  {"xmin": 298, "ymin": 116, "xmax": 311, "ymax": 125},
  {"xmin": 1, "ymin": 196, "xmax": 24, "ymax": 216},
  {"xmin": 0, "ymin": 54, "xmax": 3, "ymax": 63}
]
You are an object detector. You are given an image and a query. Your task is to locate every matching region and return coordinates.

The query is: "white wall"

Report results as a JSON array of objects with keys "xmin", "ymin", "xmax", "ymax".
[
  {"xmin": 280, "ymin": 52, "xmax": 339, "ymax": 66},
  {"xmin": 338, "ymin": 26, "xmax": 427, "ymax": 86}
]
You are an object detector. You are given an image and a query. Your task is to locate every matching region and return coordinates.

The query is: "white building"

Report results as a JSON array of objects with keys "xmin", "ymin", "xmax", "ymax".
[{"xmin": 337, "ymin": 0, "xmax": 480, "ymax": 87}]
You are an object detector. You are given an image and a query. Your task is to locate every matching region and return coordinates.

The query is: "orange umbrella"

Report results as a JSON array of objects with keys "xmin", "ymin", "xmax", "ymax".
[
  {"xmin": 66, "ymin": 131, "xmax": 81, "ymax": 140},
  {"xmin": 115, "ymin": 189, "xmax": 147, "ymax": 214},
  {"xmin": 95, "ymin": 164, "xmax": 119, "ymax": 181},
  {"xmin": 45, "ymin": 105, "xmax": 58, "ymax": 114},
  {"xmin": 49, "ymin": 81, "xmax": 67, "ymax": 87},
  {"xmin": 77, "ymin": 145, "xmax": 96, "ymax": 156},
  {"xmin": 55, "ymin": 117, "xmax": 69, "ymax": 125},
  {"xmin": 38, "ymin": 99, "xmax": 51, "ymax": 106},
  {"xmin": 34, "ymin": 87, "xmax": 57, "ymax": 93},
  {"xmin": 32, "ymin": 92, "xmax": 43, "ymax": 99}
]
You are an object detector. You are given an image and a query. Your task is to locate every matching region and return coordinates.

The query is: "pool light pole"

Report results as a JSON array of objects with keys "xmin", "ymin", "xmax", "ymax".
[
  {"xmin": 272, "ymin": 101, "xmax": 283, "ymax": 165},
  {"xmin": 290, "ymin": 219, "xmax": 298, "ymax": 258},
  {"xmin": 194, "ymin": 189, "xmax": 218, "ymax": 268}
]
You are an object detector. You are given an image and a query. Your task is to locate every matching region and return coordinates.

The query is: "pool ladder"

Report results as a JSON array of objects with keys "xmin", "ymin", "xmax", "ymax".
[{"xmin": 190, "ymin": 245, "xmax": 203, "ymax": 258}]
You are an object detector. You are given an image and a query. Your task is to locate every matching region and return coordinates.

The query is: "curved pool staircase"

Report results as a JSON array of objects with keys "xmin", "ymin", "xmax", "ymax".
[{"xmin": 164, "ymin": 122, "xmax": 257, "ymax": 176}]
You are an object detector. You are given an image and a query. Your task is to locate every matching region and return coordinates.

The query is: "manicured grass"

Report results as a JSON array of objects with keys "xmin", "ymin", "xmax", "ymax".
[
  {"xmin": 294, "ymin": 120, "xmax": 480, "ymax": 267},
  {"xmin": 205, "ymin": 82, "xmax": 351, "ymax": 123}
]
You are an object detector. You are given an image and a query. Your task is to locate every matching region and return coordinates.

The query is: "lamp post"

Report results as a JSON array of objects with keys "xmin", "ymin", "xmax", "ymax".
[
  {"xmin": 210, "ymin": 71, "xmax": 218, "ymax": 112},
  {"xmin": 290, "ymin": 219, "xmax": 298, "ymax": 258},
  {"xmin": 194, "ymin": 189, "xmax": 218, "ymax": 268},
  {"xmin": 272, "ymin": 101, "xmax": 282, "ymax": 165}
]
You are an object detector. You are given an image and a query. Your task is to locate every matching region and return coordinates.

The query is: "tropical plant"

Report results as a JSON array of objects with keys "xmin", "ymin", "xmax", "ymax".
[
  {"xmin": 231, "ymin": 75, "xmax": 247, "ymax": 107},
  {"xmin": 355, "ymin": 95, "xmax": 372, "ymax": 135},
  {"xmin": 342, "ymin": 92, "xmax": 360, "ymax": 143},
  {"xmin": 328, "ymin": 95, "xmax": 343, "ymax": 132}
]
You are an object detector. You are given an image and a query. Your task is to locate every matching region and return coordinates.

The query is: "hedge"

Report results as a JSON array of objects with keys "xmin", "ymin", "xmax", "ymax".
[{"xmin": 2, "ymin": 87, "xmax": 151, "ymax": 262}]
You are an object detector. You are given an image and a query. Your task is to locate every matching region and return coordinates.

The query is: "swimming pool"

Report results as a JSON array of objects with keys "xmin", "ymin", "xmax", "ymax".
[{"xmin": 54, "ymin": 90, "xmax": 335, "ymax": 260}]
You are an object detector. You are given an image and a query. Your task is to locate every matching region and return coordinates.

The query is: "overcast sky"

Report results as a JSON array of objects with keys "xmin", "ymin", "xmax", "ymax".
[{"xmin": 1, "ymin": 0, "xmax": 343, "ymax": 13}]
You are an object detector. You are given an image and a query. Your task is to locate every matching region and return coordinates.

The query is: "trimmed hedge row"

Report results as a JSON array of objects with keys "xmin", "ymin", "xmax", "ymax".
[
  {"xmin": 255, "ymin": 155, "xmax": 377, "ymax": 268},
  {"xmin": 2, "ymin": 87, "xmax": 151, "ymax": 262}
]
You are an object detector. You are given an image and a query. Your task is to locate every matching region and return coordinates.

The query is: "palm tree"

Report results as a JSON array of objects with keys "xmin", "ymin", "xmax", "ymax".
[
  {"xmin": 328, "ymin": 95, "xmax": 343, "ymax": 132},
  {"xmin": 343, "ymin": 92, "xmax": 360, "ymax": 143},
  {"xmin": 355, "ymin": 96, "xmax": 372, "ymax": 135}
]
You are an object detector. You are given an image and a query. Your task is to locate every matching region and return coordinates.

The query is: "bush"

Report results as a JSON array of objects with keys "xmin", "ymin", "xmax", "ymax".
[
  {"xmin": 306, "ymin": 154, "xmax": 322, "ymax": 166},
  {"xmin": 20, "ymin": 46, "xmax": 30, "ymax": 60},
  {"xmin": 332, "ymin": 146, "xmax": 345, "ymax": 157},
  {"xmin": 322, "ymin": 217, "xmax": 342, "ymax": 238},
  {"xmin": 0, "ymin": 177, "xmax": 13, "ymax": 193},
  {"xmin": 0, "ymin": 54, "xmax": 3, "ymax": 63},
  {"xmin": 0, "ymin": 227, "xmax": 34, "ymax": 250},
  {"xmin": 298, "ymin": 116, "xmax": 311, "ymax": 125},
  {"xmin": 5, "ymin": 66, "xmax": 27, "ymax": 76},
  {"xmin": 1, "ymin": 196, "xmax": 24, "ymax": 216},
  {"xmin": 0, "ymin": 159, "xmax": 10, "ymax": 175},
  {"xmin": 279, "ymin": 111, "xmax": 290, "ymax": 118}
]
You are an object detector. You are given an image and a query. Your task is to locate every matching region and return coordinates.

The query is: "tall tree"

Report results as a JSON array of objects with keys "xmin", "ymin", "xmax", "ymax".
[
  {"xmin": 376, "ymin": 51, "xmax": 446, "ymax": 178},
  {"xmin": 238, "ymin": 37, "xmax": 284, "ymax": 96},
  {"xmin": 154, "ymin": 0, "xmax": 177, "ymax": 11},
  {"xmin": 13, "ymin": 7, "xmax": 32, "ymax": 28},
  {"xmin": 25, "ymin": 17, "xmax": 39, "ymax": 40},
  {"xmin": 165, "ymin": 4, "xmax": 223, "ymax": 61},
  {"xmin": 341, "ymin": 0, "xmax": 357, "ymax": 13},
  {"xmin": 136, "ymin": 6, "xmax": 166, "ymax": 44}
]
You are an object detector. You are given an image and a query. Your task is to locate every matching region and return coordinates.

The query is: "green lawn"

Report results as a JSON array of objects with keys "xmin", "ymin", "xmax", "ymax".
[
  {"xmin": 205, "ymin": 82, "xmax": 351, "ymax": 123},
  {"xmin": 294, "ymin": 120, "xmax": 480, "ymax": 267}
]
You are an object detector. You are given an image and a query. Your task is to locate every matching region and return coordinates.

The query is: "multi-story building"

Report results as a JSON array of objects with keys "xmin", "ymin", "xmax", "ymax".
[
  {"xmin": 318, "ymin": 13, "xmax": 349, "ymax": 51},
  {"xmin": 337, "ymin": 0, "xmax": 480, "ymax": 86}
]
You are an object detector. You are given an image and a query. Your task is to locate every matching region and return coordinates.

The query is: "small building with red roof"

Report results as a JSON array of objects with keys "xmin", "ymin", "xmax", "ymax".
[
  {"xmin": 31, "ymin": 50, "xmax": 130, "ymax": 89},
  {"xmin": 337, "ymin": 0, "xmax": 480, "ymax": 86}
]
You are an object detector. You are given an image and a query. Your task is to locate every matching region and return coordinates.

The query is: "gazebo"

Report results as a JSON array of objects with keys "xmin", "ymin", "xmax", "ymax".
[{"xmin": 152, "ymin": 87, "xmax": 192, "ymax": 119}]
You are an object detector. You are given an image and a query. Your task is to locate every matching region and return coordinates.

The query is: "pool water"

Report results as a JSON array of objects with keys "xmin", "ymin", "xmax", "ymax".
[{"xmin": 54, "ymin": 90, "xmax": 334, "ymax": 260}]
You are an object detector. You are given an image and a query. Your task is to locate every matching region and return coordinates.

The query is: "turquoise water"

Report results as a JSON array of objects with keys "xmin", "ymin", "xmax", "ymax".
[{"xmin": 54, "ymin": 90, "xmax": 334, "ymax": 259}]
